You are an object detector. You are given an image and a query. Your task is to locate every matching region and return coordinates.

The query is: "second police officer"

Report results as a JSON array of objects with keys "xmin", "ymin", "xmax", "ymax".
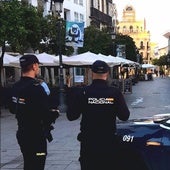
[
  {"xmin": 66, "ymin": 60, "xmax": 130, "ymax": 170},
  {"xmin": 9, "ymin": 54, "xmax": 59, "ymax": 170}
]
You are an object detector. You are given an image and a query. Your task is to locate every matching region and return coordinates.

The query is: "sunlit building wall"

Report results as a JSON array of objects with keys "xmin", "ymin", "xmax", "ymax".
[
  {"xmin": 117, "ymin": 5, "xmax": 151, "ymax": 63},
  {"xmin": 158, "ymin": 46, "xmax": 168, "ymax": 57}
]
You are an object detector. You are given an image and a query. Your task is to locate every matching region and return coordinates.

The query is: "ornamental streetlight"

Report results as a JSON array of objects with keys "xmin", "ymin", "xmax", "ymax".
[
  {"xmin": 53, "ymin": 0, "xmax": 64, "ymax": 14},
  {"xmin": 110, "ymin": 31, "xmax": 116, "ymax": 57},
  {"xmin": 51, "ymin": 0, "xmax": 65, "ymax": 112}
]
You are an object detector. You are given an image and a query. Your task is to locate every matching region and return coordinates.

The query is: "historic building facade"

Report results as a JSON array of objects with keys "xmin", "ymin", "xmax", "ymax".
[
  {"xmin": 117, "ymin": 5, "xmax": 151, "ymax": 63},
  {"xmin": 86, "ymin": 0, "xmax": 116, "ymax": 29},
  {"xmin": 36, "ymin": 0, "xmax": 116, "ymax": 29}
]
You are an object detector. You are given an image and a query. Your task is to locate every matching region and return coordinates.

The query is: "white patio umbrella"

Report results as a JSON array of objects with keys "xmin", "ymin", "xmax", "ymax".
[
  {"xmin": 108, "ymin": 55, "xmax": 138, "ymax": 66},
  {"xmin": 62, "ymin": 51, "xmax": 118, "ymax": 67},
  {"xmin": 98, "ymin": 53, "xmax": 121, "ymax": 66},
  {"xmin": 117, "ymin": 57, "xmax": 136, "ymax": 66},
  {"xmin": 53, "ymin": 54, "xmax": 68, "ymax": 64},
  {"xmin": 36, "ymin": 52, "xmax": 57, "ymax": 66},
  {"xmin": 142, "ymin": 63, "xmax": 156, "ymax": 69},
  {"xmin": 1, "ymin": 53, "xmax": 20, "ymax": 86},
  {"xmin": 10, "ymin": 52, "xmax": 68, "ymax": 67},
  {"xmin": 37, "ymin": 52, "xmax": 68, "ymax": 66},
  {"xmin": 37, "ymin": 52, "xmax": 69, "ymax": 84},
  {"xmin": 3, "ymin": 53, "xmax": 20, "ymax": 67}
]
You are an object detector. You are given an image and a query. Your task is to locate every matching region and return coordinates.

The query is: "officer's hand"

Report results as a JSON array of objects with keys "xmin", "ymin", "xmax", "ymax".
[{"xmin": 49, "ymin": 109, "xmax": 60, "ymax": 123}]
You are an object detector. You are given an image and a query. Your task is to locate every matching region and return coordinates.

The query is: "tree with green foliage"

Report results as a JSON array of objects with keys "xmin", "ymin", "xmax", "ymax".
[
  {"xmin": 114, "ymin": 34, "xmax": 138, "ymax": 62},
  {"xmin": 38, "ymin": 15, "xmax": 74, "ymax": 56},
  {"xmin": 0, "ymin": 0, "xmax": 73, "ymax": 86},
  {"xmin": 152, "ymin": 55, "xmax": 168, "ymax": 66},
  {"xmin": 0, "ymin": 0, "xmax": 47, "ymax": 86},
  {"xmin": 78, "ymin": 26, "xmax": 138, "ymax": 63},
  {"xmin": 0, "ymin": 0, "xmax": 44, "ymax": 54},
  {"xmin": 78, "ymin": 26, "xmax": 112, "ymax": 55}
]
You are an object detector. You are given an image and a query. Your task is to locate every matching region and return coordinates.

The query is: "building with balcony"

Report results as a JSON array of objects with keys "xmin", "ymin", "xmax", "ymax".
[
  {"xmin": 30, "ymin": 0, "xmax": 117, "ymax": 31},
  {"xmin": 86, "ymin": 0, "xmax": 115, "ymax": 29}
]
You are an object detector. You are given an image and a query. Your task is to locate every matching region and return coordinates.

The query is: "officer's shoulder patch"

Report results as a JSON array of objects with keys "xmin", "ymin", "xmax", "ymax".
[
  {"xmin": 33, "ymin": 80, "xmax": 41, "ymax": 86},
  {"xmin": 33, "ymin": 82, "xmax": 40, "ymax": 86}
]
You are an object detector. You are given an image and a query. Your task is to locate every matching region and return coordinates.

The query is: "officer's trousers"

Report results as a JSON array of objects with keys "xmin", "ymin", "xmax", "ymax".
[
  {"xmin": 16, "ymin": 131, "xmax": 47, "ymax": 170},
  {"xmin": 79, "ymin": 144, "xmax": 118, "ymax": 170},
  {"xmin": 79, "ymin": 152, "xmax": 116, "ymax": 170},
  {"xmin": 23, "ymin": 152, "xmax": 46, "ymax": 170}
]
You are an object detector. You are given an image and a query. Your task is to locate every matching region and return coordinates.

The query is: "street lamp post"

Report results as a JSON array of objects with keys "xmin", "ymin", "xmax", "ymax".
[
  {"xmin": 52, "ymin": 0, "xmax": 65, "ymax": 112},
  {"xmin": 109, "ymin": 29, "xmax": 119, "ymax": 79},
  {"xmin": 109, "ymin": 30, "xmax": 116, "ymax": 57}
]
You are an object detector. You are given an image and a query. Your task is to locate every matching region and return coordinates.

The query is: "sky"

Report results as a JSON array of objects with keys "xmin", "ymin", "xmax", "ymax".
[{"xmin": 114, "ymin": 0, "xmax": 170, "ymax": 48}]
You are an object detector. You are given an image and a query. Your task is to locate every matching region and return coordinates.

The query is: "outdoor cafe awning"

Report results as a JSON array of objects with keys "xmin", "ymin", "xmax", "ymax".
[{"xmin": 62, "ymin": 51, "xmax": 135, "ymax": 67}]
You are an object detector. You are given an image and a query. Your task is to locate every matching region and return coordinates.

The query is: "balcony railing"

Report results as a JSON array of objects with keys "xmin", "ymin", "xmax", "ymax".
[{"xmin": 90, "ymin": 7, "xmax": 112, "ymax": 26}]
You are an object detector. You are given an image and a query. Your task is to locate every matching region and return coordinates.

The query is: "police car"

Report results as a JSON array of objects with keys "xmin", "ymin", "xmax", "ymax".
[{"xmin": 116, "ymin": 113, "xmax": 170, "ymax": 170}]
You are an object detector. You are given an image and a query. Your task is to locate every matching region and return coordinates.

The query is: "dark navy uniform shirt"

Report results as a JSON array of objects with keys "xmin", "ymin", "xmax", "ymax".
[
  {"xmin": 9, "ymin": 77, "xmax": 50, "ymax": 128},
  {"xmin": 66, "ymin": 79, "xmax": 130, "ymax": 151},
  {"xmin": 9, "ymin": 77, "xmax": 54, "ymax": 151}
]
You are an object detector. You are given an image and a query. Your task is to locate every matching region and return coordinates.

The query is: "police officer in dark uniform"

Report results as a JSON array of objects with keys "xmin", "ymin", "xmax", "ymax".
[
  {"xmin": 66, "ymin": 60, "xmax": 130, "ymax": 170},
  {"xmin": 9, "ymin": 54, "xmax": 59, "ymax": 170}
]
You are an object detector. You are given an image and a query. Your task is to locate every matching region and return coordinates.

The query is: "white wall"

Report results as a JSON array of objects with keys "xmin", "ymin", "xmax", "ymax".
[
  {"xmin": 28, "ymin": 0, "xmax": 37, "ymax": 7},
  {"xmin": 42, "ymin": 0, "xmax": 87, "ymax": 27},
  {"xmin": 64, "ymin": 0, "xmax": 86, "ymax": 27}
]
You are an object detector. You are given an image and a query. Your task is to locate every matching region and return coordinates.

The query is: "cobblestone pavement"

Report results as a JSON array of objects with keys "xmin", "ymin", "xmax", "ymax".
[{"xmin": 1, "ymin": 76, "xmax": 170, "ymax": 170}]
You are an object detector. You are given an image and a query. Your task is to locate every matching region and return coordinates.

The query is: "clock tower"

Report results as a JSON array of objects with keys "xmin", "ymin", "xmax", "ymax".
[{"xmin": 117, "ymin": 5, "xmax": 151, "ymax": 64}]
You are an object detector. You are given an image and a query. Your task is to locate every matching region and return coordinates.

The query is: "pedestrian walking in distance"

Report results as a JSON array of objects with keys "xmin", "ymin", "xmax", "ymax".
[
  {"xmin": 66, "ymin": 60, "xmax": 130, "ymax": 170},
  {"xmin": 9, "ymin": 54, "xmax": 59, "ymax": 170}
]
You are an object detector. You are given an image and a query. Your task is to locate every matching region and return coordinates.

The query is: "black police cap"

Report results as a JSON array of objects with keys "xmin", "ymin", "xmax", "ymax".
[
  {"xmin": 20, "ymin": 54, "xmax": 41, "ymax": 68},
  {"xmin": 91, "ymin": 60, "xmax": 109, "ymax": 74}
]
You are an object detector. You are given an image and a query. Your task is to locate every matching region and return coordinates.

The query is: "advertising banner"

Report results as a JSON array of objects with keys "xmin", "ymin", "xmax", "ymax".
[
  {"xmin": 65, "ymin": 21, "xmax": 84, "ymax": 47},
  {"xmin": 116, "ymin": 44, "xmax": 126, "ymax": 58}
]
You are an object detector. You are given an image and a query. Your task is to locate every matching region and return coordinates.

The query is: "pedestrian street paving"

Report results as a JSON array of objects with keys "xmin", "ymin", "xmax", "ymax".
[{"xmin": 1, "ymin": 76, "xmax": 170, "ymax": 169}]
